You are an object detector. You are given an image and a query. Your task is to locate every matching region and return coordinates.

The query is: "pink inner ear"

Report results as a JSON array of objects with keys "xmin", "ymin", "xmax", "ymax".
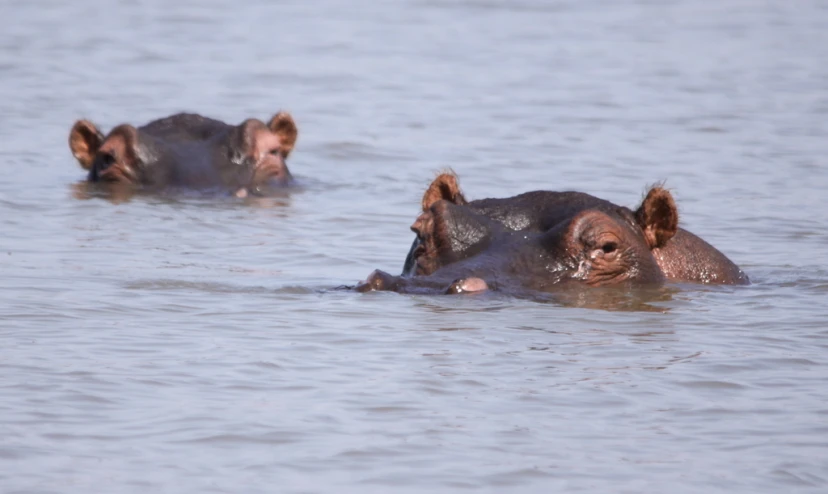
[
  {"xmin": 422, "ymin": 173, "xmax": 465, "ymax": 211},
  {"xmin": 70, "ymin": 121, "xmax": 103, "ymax": 169},
  {"xmin": 268, "ymin": 112, "xmax": 297, "ymax": 150},
  {"xmin": 636, "ymin": 188, "xmax": 678, "ymax": 249}
]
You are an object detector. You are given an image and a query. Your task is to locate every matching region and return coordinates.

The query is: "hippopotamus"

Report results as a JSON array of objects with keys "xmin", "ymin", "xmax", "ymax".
[
  {"xmin": 68, "ymin": 111, "xmax": 298, "ymax": 196},
  {"xmin": 358, "ymin": 173, "xmax": 748, "ymax": 295}
]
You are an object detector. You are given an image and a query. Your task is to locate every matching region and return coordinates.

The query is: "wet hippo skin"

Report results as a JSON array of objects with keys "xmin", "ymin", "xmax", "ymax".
[{"xmin": 362, "ymin": 172, "xmax": 748, "ymax": 295}]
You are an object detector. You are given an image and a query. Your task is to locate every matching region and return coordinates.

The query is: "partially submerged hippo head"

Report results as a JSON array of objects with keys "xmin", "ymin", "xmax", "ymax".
[
  {"xmin": 359, "ymin": 173, "xmax": 681, "ymax": 295},
  {"xmin": 69, "ymin": 111, "xmax": 298, "ymax": 196}
]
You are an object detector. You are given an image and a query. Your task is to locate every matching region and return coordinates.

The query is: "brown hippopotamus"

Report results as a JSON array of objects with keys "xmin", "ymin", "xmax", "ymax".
[
  {"xmin": 68, "ymin": 111, "xmax": 298, "ymax": 196},
  {"xmin": 358, "ymin": 173, "xmax": 748, "ymax": 295}
]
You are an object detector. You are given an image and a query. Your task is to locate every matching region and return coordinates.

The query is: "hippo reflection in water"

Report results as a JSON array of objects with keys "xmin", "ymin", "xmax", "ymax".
[
  {"xmin": 357, "ymin": 173, "xmax": 748, "ymax": 295},
  {"xmin": 69, "ymin": 111, "xmax": 298, "ymax": 197}
]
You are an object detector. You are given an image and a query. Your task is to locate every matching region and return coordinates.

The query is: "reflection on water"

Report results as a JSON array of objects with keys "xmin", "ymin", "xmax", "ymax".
[
  {"xmin": 71, "ymin": 181, "xmax": 137, "ymax": 204},
  {"xmin": 388, "ymin": 283, "xmax": 679, "ymax": 312},
  {"xmin": 537, "ymin": 284, "xmax": 679, "ymax": 312},
  {"xmin": 2, "ymin": 0, "xmax": 828, "ymax": 493},
  {"xmin": 70, "ymin": 181, "xmax": 296, "ymax": 209}
]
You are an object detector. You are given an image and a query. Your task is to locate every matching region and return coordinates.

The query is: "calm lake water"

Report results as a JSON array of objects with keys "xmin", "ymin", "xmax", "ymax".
[{"xmin": 2, "ymin": 0, "xmax": 828, "ymax": 492}]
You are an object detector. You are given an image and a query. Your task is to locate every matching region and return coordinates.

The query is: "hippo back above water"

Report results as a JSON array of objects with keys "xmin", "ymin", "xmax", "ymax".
[
  {"xmin": 69, "ymin": 111, "xmax": 298, "ymax": 197},
  {"xmin": 360, "ymin": 173, "xmax": 748, "ymax": 295}
]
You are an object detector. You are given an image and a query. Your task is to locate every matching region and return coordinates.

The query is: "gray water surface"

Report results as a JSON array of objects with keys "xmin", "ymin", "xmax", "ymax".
[{"xmin": 2, "ymin": 0, "xmax": 828, "ymax": 492}]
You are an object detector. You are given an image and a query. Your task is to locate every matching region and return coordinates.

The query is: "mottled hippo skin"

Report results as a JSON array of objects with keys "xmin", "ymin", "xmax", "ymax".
[
  {"xmin": 358, "ymin": 173, "xmax": 748, "ymax": 295},
  {"xmin": 69, "ymin": 111, "xmax": 298, "ymax": 196}
]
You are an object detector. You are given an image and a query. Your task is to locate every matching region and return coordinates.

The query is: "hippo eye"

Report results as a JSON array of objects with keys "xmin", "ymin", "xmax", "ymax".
[
  {"xmin": 100, "ymin": 153, "xmax": 116, "ymax": 167},
  {"xmin": 269, "ymin": 149, "xmax": 281, "ymax": 156},
  {"xmin": 601, "ymin": 241, "xmax": 617, "ymax": 254}
]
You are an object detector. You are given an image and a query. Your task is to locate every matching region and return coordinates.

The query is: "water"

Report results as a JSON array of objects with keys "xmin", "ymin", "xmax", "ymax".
[{"xmin": 2, "ymin": 0, "xmax": 828, "ymax": 492}]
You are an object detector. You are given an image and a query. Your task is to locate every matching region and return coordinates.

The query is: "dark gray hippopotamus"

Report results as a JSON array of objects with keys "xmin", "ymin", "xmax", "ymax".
[
  {"xmin": 358, "ymin": 173, "xmax": 748, "ymax": 295},
  {"xmin": 68, "ymin": 111, "xmax": 298, "ymax": 196}
]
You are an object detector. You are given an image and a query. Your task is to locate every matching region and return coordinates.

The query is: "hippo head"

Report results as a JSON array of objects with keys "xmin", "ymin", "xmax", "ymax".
[
  {"xmin": 360, "ymin": 173, "xmax": 679, "ymax": 295},
  {"xmin": 68, "ymin": 111, "xmax": 298, "ymax": 193},
  {"xmin": 227, "ymin": 112, "xmax": 298, "ymax": 192},
  {"xmin": 69, "ymin": 120, "xmax": 141, "ymax": 184}
]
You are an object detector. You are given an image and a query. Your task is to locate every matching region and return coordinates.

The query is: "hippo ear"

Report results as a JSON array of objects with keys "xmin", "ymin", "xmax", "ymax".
[
  {"xmin": 410, "ymin": 200, "xmax": 491, "ymax": 275},
  {"xmin": 421, "ymin": 172, "xmax": 467, "ymax": 211},
  {"xmin": 635, "ymin": 186, "xmax": 678, "ymax": 249},
  {"xmin": 69, "ymin": 120, "xmax": 104, "ymax": 170},
  {"xmin": 267, "ymin": 112, "xmax": 298, "ymax": 158}
]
